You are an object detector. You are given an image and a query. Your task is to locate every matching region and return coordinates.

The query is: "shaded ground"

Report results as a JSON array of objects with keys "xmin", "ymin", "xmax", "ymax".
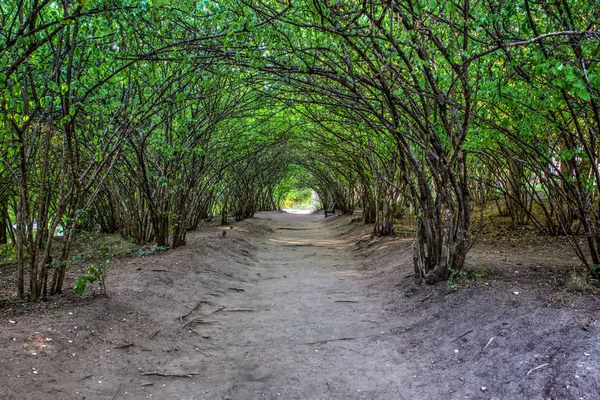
[{"xmin": 0, "ymin": 211, "xmax": 599, "ymax": 399}]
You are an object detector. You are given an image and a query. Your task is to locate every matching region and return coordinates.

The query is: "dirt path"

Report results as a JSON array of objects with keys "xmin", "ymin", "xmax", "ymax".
[
  {"xmin": 196, "ymin": 212, "xmax": 406, "ymax": 399},
  {"xmin": 1, "ymin": 211, "xmax": 599, "ymax": 399}
]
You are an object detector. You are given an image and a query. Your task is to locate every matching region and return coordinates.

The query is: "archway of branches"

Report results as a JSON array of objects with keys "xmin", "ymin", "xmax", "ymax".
[{"xmin": 1, "ymin": 0, "xmax": 599, "ymax": 301}]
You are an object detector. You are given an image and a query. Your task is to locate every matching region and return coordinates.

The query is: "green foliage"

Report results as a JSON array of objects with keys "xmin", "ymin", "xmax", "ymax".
[
  {"xmin": 282, "ymin": 188, "xmax": 313, "ymax": 209},
  {"xmin": 446, "ymin": 268, "xmax": 467, "ymax": 292},
  {"xmin": 74, "ymin": 259, "xmax": 110, "ymax": 296}
]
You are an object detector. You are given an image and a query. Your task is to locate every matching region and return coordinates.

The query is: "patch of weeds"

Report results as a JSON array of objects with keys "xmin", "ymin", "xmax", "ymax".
[
  {"xmin": 135, "ymin": 244, "xmax": 169, "ymax": 258},
  {"xmin": 75, "ymin": 232, "xmax": 137, "ymax": 260},
  {"xmin": 75, "ymin": 258, "xmax": 110, "ymax": 296},
  {"xmin": 566, "ymin": 268, "xmax": 596, "ymax": 293},
  {"xmin": 468, "ymin": 266, "xmax": 490, "ymax": 280},
  {"xmin": 447, "ymin": 268, "xmax": 467, "ymax": 292}
]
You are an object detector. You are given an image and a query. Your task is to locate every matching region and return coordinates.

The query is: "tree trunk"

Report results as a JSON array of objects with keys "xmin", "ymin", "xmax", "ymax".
[
  {"xmin": 0, "ymin": 201, "xmax": 7, "ymax": 245},
  {"xmin": 413, "ymin": 156, "xmax": 471, "ymax": 283},
  {"xmin": 362, "ymin": 192, "xmax": 376, "ymax": 224},
  {"xmin": 221, "ymin": 195, "xmax": 229, "ymax": 226},
  {"xmin": 506, "ymin": 158, "xmax": 528, "ymax": 225}
]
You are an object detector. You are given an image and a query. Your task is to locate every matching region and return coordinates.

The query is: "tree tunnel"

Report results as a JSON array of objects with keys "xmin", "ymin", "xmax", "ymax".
[{"xmin": 2, "ymin": 0, "xmax": 599, "ymax": 302}]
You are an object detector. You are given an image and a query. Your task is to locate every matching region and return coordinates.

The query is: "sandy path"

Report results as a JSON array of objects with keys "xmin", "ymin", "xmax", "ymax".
[{"xmin": 189, "ymin": 211, "xmax": 406, "ymax": 399}]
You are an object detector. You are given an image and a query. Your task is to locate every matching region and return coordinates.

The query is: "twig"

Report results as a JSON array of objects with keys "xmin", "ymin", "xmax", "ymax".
[
  {"xmin": 526, "ymin": 363, "xmax": 549, "ymax": 376},
  {"xmin": 208, "ymin": 306, "xmax": 226, "ymax": 315},
  {"xmin": 114, "ymin": 343, "xmax": 134, "ymax": 349},
  {"xmin": 180, "ymin": 318, "xmax": 220, "ymax": 330},
  {"xmin": 452, "ymin": 329, "xmax": 474, "ymax": 343},
  {"xmin": 227, "ymin": 287, "xmax": 245, "ymax": 292},
  {"xmin": 335, "ymin": 300, "xmax": 359, "ymax": 303},
  {"xmin": 80, "ymin": 375, "xmax": 93, "ymax": 381},
  {"xmin": 483, "ymin": 337, "xmax": 495, "ymax": 350},
  {"xmin": 179, "ymin": 300, "xmax": 212, "ymax": 323},
  {"xmin": 111, "ymin": 383, "xmax": 122, "ymax": 400},
  {"xmin": 222, "ymin": 308, "xmax": 255, "ymax": 312},
  {"xmin": 419, "ymin": 294, "xmax": 432, "ymax": 303},
  {"xmin": 305, "ymin": 337, "xmax": 358, "ymax": 345},
  {"xmin": 149, "ymin": 329, "xmax": 160, "ymax": 340},
  {"xmin": 140, "ymin": 372, "xmax": 201, "ymax": 378}
]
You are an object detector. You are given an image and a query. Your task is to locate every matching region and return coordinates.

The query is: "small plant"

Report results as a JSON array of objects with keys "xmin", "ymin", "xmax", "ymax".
[
  {"xmin": 99, "ymin": 243, "xmax": 112, "ymax": 255},
  {"xmin": 69, "ymin": 253, "xmax": 86, "ymax": 263},
  {"xmin": 75, "ymin": 259, "xmax": 110, "ymax": 296},
  {"xmin": 447, "ymin": 267, "xmax": 467, "ymax": 292}
]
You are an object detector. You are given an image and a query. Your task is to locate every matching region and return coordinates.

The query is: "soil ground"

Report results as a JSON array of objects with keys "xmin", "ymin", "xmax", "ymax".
[{"xmin": 0, "ymin": 211, "xmax": 599, "ymax": 399}]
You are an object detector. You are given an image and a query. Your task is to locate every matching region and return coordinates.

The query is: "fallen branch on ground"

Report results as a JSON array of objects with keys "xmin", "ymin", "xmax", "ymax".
[
  {"xmin": 452, "ymin": 329, "xmax": 474, "ymax": 342},
  {"xmin": 483, "ymin": 337, "xmax": 495, "ymax": 350},
  {"xmin": 180, "ymin": 318, "xmax": 220, "ymax": 330},
  {"xmin": 305, "ymin": 337, "xmax": 358, "ymax": 345},
  {"xmin": 149, "ymin": 329, "xmax": 160, "ymax": 340},
  {"xmin": 179, "ymin": 300, "xmax": 213, "ymax": 323},
  {"xmin": 419, "ymin": 294, "xmax": 432, "ymax": 303},
  {"xmin": 526, "ymin": 363, "xmax": 549, "ymax": 376},
  {"xmin": 140, "ymin": 372, "xmax": 201, "ymax": 378},
  {"xmin": 111, "ymin": 383, "xmax": 122, "ymax": 400}
]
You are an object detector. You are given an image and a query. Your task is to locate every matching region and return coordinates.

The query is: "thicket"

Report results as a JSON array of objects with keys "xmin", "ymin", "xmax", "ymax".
[{"xmin": 1, "ymin": 0, "xmax": 598, "ymax": 300}]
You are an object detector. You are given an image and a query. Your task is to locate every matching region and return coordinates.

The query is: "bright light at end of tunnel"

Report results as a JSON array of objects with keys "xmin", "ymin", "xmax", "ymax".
[{"xmin": 282, "ymin": 209, "xmax": 314, "ymax": 214}]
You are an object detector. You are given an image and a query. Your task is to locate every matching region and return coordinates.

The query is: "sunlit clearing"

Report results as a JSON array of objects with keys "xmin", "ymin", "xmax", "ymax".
[{"xmin": 282, "ymin": 208, "xmax": 313, "ymax": 214}]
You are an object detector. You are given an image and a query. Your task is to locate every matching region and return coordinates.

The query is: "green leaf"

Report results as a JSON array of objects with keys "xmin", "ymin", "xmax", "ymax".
[
  {"xmin": 576, "ymin": 87, "xmax": 591, "ymax": 101},
  {"xmin": 74, "ymin": 277, "xmax": 88, "ymax": 294},
  {"xmin": 414, "ymin": 1, "xmax": 423, "ymax": 13},
  {"xmin": 589, "ymin": 74, "xmax": 600, "ymax": 90}
]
